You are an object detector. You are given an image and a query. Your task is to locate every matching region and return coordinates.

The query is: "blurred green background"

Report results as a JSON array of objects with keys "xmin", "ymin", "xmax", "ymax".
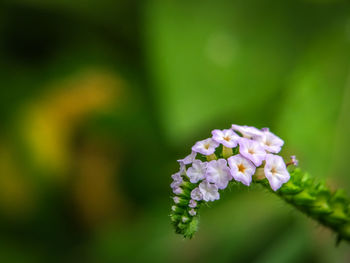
[{"xmin": 0, "ymin": 0, "xmax": 350, "ymax": 262}]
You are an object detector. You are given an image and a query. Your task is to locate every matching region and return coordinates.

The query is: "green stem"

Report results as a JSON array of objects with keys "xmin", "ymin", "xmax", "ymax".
[{"xmin": 256, "ymin": 168, "xmax": 350, "ymax": 242}]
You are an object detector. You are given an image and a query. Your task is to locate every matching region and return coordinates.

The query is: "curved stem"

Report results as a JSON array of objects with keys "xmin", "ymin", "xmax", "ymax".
[{"xmin": 171, "ymin": 167, "xmax": 350, "ymax": 242}]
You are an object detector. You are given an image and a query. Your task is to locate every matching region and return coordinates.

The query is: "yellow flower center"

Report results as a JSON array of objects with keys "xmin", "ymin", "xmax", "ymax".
[
  {"xmin": 238, "ymin": 163, "xmax": 246, "ymax": 173},
  {"xmin": 223, "ymin": 136, "xmax": 230, "ymax": 142},
  {"xmin": 271, "ymin": 167, "xmax": 277, "ymax": 175}
]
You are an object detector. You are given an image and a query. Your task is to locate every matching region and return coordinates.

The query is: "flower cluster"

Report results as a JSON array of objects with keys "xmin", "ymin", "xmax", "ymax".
[
  {"xmin": 172, "ymin": 124, "xmax": 290, "ymax": 194},
  {"xmin": 170, "ymin": 124, "xmax": 294, "ymax": 237}
]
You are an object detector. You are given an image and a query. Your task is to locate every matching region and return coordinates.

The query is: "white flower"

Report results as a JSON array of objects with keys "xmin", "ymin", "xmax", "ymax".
[
  {"xmin": 205, "ymin": 159, "xmax": 232, "ymax": 189},
  {"xmin": 232, "ymin": 124, "xmax": 263, "ymax": 139},
  {"xmin": 253, "ymin": 128, "xmax": 284, "ymax": 153},
  {"xmin": 264, "ymin": 154, "xmax": 290, "ymax": 191},
  {"xmin": 238, "ymin": 138, "xmax": 266, "ymax": 166},
  {"xmin": 187, "ymin": 160, "xmax": 207, "ymax": 183},
  {"xmin": 228, "ymin": 154, "xmax": 256, "ymax": 186},
  {"xmin": 192, "ymin": 138, "xmax": 219, "ymax": 155},
  {"xmin": 211, "ymin": 129, "xmax": 239, "ymax": 148},
  {"xmin": 199, "ymin": 181, "xmax": 220, "ymax": 202}
]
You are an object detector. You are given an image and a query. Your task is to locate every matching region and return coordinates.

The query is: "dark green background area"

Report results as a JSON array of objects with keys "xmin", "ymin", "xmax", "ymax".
[{"xmin": 0, "ymin": 0, "xmax": 349, "ymax": 262}]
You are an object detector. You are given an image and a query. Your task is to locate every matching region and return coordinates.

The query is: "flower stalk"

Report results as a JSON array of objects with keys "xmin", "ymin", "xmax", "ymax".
[{"xmin": 258, "ymin": 168, "xmax": 350, "ymax": 242}]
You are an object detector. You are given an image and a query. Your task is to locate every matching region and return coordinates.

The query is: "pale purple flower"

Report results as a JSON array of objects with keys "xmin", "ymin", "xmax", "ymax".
[
  {"xmin": 227, "ymin": 154, "xmax": 256, "ymax": 186},
  {"xmin": 170, "ymin": 180, "xmax": 181, "ymax": 189},
  {"xmin": 199, "ymin": 181, "xmax": 220, "ymax": 202},
  {"xmin": 232, "ymin": 124, "xmax": 263, "ymax": 139},
  {"xmin": 253, "ymin": 128, "xmax": 284, "ymax": 153},
  {"xmin": 171, "ymin": 172, "xmax": 182, "ymax": 182},
  {"xmin": 173, "ymin": 196, "xmax": 180, "ymax": 204},
  {"xmin": 171, "ymin": 205, "xmax": 176, "ymax": 211},
  {"xmin": 206, "ymin": 159, "xmax": 232, "ymax": 189},
  {"xmin": 211, "ymin": 129, "xmax": 239, "ymax": 148},
  {"xmin": 191, "ymin": 187, "xmax": 203, "ymax": 201},
  {"xmin": 173, "ymin": 187, "xmax": 183, "ymax": 195},
  {"xmin": 189, "ymin": 199, "xmax": 197, "ymax": 208},
  {"xmin": 290, "ymin": 155, "xmax": 298, "ymax": 166},
  {"xmin": 238, "ymin": 138, "xmax": 266, "ymax": 166},
  {"xmin": 189, "ymin": 209, "xmax": 196, "ymax": 216},
  {"xmin": 179, "ymin": 163, "xmax": 186, "ymax": 175},
  {"xmin": 177, "ymin": 151, "xmax": 197, "ymax": 165},
  {"xmin": 192, "ymin": 138, "xmax": 219, "ymax": 155},
  {"xmin": 264, "ymin": 154, "xmax": 290, "ymax": 191},
  {"xmin": 187, "ymin": 160, "xmax": 207, "ymax": 183},
  {"xmin": 170, "ymin": 173, "xmax": 183, "ymax": 189}
]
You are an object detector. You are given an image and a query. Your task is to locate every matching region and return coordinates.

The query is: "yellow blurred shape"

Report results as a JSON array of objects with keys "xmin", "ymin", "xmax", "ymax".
[
  {"xmin": 0, "ymin": 143, "xmax": 34, "ymax": 217},
  {"xmin": 19, "ymin": 69, "xmax": 123, "ymax": 177},
  {"xmin": 73, "ymin": 140, "xmax": 125, "ymax": 227}
]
